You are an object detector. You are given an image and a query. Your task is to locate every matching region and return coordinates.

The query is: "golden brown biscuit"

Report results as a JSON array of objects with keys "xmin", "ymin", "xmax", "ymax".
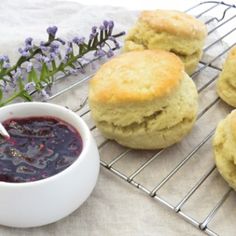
[
  {"xmin": 217, "ymin": 46, "xmax": 236, "ymax": 107},
  {"xmin": 213, "ymin": 110, "xmax": 236, "ymax": 190},
  {"xmin": 124, "ymin": 10, "xmax": 207, "ymax": 75},
  {"xmin": 89, "ymin": 50, "xmax": 198, "ymax": 149}
]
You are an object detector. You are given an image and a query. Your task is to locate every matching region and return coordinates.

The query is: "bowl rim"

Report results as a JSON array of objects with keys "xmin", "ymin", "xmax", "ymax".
[{"xmin": 0, "ymin": 102, "xmax": 91, "ymax": 187}]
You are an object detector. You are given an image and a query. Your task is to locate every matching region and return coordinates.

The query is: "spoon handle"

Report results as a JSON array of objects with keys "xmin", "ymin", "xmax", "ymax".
[{"xmin": 0, "ymin": 122, "xmax": 10, "ymax": 139}]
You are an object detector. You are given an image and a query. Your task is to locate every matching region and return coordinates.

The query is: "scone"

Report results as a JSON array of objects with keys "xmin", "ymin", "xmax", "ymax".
[
  {"xmin": 217, "ymin": 46, "xmax": 236, "ymax": 107},
  {"xmin": 124, "ymin": 10, "xmax": 207, "ymax": 75},
  {"xmin": 89, "ymin": 50, "xmax": 198, "ymax": 149},
  {"xmin": 213, "ymin": 110, "xmax": 236, "ymax": 190}
]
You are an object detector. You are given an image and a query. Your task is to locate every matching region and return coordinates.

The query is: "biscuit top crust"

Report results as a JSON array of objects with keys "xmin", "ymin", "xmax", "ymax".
[
  {"xmin": 230, "ymin": 110, "xmax": 236, "ymax": 140},
  {"xmin": 140, "ymin": 10, "xmax": 207, "ymax": 40},
  {"xmin": 89, "ymin": 50, "xmax": 184, "ymax": 104},
  {"xmin": 226, "ymin": 46, "xmax": 236, "ymax": 60}
]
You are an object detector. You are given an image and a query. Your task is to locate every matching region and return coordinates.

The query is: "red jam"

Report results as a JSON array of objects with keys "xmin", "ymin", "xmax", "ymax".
[{"xmin": 0, "ymin": 117, "xmax": 83, "ymax": 183}]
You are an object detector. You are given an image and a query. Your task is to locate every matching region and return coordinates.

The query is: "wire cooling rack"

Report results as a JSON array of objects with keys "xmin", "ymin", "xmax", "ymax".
[{"xmin": 46, "ymin": 1, "xmax": 236, "ymax": 235}]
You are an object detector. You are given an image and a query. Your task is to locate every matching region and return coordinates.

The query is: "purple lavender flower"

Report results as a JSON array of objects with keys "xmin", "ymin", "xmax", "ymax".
[
  {"xmin": 94, "ymin": 49, "xmax": 106, "ymax": 57},
  {"xmin": 103, "ymin": 20, "xmax": 109, "ymax": 28},
  {"xmin": 67, "ymin": 41, "xmax": 73, "ymax": 47},
  {"xmin": 65, "ymin": 41, "xmax": 73, "ymax": 55},
  {"xmin": 3, "ymin": 88, "xmax": 9, "ymax": 93},
  {"xmin": 108, "ymin": 21, "xmax": 114, "ymax": 35},
  {"xmin": 40, "ymin": 46, "xmax": 48, "ymax": 52},
  {"xmin": 0, "ymin": 55, "xmax": 9, "ymax": 62},
  {"xmin": 26, "ymin": 62, "xmax": 33, "ymax": 73},
  {"xmin": 99, "ymin": 25, "xmax": 105, "ymax": 31},
  {"xmin": 25, "ymin": 45, "xmax": 32, "ymax": 51},
  {"xmin": 40, "ymin": 41, "xmax": 46, "ymax": 46},
  {"xmin": 89, "ymin": 34, "xmax": 94, "ymax": 40},
  {"xmin": 8, "ymin": 71, "xmax": 17, "ymax": 88},
  {"xmin": 114, "ymin": 41, "xmax": 120, "ymax": 49},
  {"xmin": 0, "ymin": 23, "xmax": 126, "ymax": 106},
  {"xmin": 3, "ymin": 61, "xmax": 10, "ymax": 69},
  {"xmin": 49, "ymin": 42, "xmax": 60, "ymax": 54},
  {"xmin": 22, "ymin": 75, "xmax": 27, "ymax": 81},
  {"xmin": 39, "ymin": 42, "xmax": 48, "ymax": 51},
  {"xmin": 108, "ymin": 36, "xmax": 115, "ymax": 41},
  {"xmin": 62, "ymin": 55, "xmax": 69, "ymax": 64},
  {"xmin": 18, "ymin": 48, "xmax": 30, "ymax": 57},
  {"xmin": 49, "ymin": 52, "xmax": 57, "ymax": 60},
  {"xmin": 66, "ymin": 47, "xmax": 73, "ymax": 55},
  {"xmin": 89, "ymin": 32, "xmax": 98, "ymax": 40},
  {"xmin": 5, "ymin": 55, "xmax": 9, "ymax": 62},
  {"xmin": 10, "ymin": 80, "xmax": 16, "ymax": 88},
  {"xmin": 108, "ymin": 21, "xmax": 114, "ymax": 30},
  {"xmin": 107, "ymin": 49, "xmax": 114, "ymax": 58},
  {"xmin": 50, "ymin": 42, "xmax": 59, "ymax": 49},
  {"xmin": 1, "ymin": 80, "xmax": 8, "ymax": 93},
  {"xmin": 10, "ymin": 74, "xmax": 16, "ymax": 84},
  {"xmin": 35, "ymin": 54, "xmax": 44, "ymax": 62},
  {"xmin": 72, "ymin": 36, "xmax": 85, "ymax": 45},
  {"xmin": 91, "ymin": 26, "xmax": 97, "ymax": 34},
  {"xmin": 43, "ymin": 57, "xmax": 50, "ymax": 63},
  {"xmin": 72, "ymin": 37, "xmax": 79, "ymax": 44},
  {"xmin": 41, "ymin": 89, "xmax": 50, "ymax": 100},
  {"xmin": 47, "ymin": 26, "xmax": 58, "ymax": 37},
  {"xmin": 25, "ymin": 37, "xmax": 33, "ymax": 46},
  {"xmin": 12, "ymin": 68, "xmax": 22, "ymax": 81},
  {"xmin": 24, "ymin": 82, "xmax": 36, "ymax": 93}
]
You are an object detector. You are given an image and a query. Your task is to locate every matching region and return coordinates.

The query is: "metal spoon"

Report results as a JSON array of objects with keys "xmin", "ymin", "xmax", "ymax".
[{"xmin": 0, "ymin": 122, "xmax": 10, "ymax": 139}]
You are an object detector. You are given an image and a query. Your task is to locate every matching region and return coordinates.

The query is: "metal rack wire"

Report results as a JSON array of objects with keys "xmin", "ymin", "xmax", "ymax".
[{"xmin": 47, "ymin": 1, "xmax": 236, "ymax": 235}]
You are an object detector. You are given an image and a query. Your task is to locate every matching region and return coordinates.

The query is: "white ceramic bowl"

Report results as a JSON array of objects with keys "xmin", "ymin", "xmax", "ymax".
[{"xmin": 0, "ymin": 102, "xmax": 100, "ymax": 228}]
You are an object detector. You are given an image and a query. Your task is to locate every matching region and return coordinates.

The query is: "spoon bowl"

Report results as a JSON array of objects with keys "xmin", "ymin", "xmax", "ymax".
[{"xmin": 0, "ymin": 122, "xmax": 10, "ymax": 139}]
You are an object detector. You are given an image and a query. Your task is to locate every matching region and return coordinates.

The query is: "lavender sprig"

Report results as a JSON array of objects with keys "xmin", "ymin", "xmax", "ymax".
[{"xmin": 0, "ymin": 20, "xmax": 125, "ymax": 107}]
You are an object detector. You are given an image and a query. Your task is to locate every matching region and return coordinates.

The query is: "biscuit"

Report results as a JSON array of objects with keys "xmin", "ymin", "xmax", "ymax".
[
  {"xmin": 217, "ymin": 46, "xmax": 236, "ymax": 107},
  {"xmin": 213, "ymin": 110, "xmax": 236, "ymax": 190},
  {"xmin": 89, "ymin": 50, "xmax": 198, "ymax": 149},
  {"xmin": 124, "ymin": 10, "xmax": 207, "ymax": 75}
]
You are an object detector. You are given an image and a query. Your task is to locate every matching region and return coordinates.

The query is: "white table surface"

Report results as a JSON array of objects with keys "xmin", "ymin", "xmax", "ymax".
[{"xmin": 0, "ymin": 0, "xmax": 234, "ymax": 236}]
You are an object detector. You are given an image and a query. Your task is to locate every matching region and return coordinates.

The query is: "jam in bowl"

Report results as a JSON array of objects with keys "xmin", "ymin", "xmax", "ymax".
[
  {"xmin": 0, "ymin": 102, "xmax": 100, "ymax": 228},
  {"xmin": 0, "ymin": 116, "xmax": 83, "ymax": 183}
]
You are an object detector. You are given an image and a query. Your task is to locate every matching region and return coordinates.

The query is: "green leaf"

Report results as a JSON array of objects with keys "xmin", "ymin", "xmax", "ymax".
[
  {"xmin": 40, "ymin": 63, "xmax": 49, "ymax": 83},
  {"xmin": 27, "ymin": 68, "xmax": 38, "ymax": 87},
  {"xmin": 79, "ymin": 45, "xmax": 87, "ymax": 55},
  {"xmin": 30, "ymin": 68, "xmax": 38, "ymax": 83},
  {"xmin": 20, "ymin": 91, "xmax": 32, "ymax": 101},
  {"xmin": 27, "ymin": 71, "xmax": 33, "ymax": 82},
  {"xmin": 18, "ymin": 77, "xmax": 24, "ymax": 90},
  {"xmin": 52, "ymin": 60, "xmax": 57, "ymax": 71}
]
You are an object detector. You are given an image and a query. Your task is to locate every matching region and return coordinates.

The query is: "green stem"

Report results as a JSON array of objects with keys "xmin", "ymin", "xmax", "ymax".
[
  {"xmin": 0, "ymin": 90, "xmax": 24, "ymax": 107},
  {"xmin": 0, "ymin": 29, "xmax": 125, "ymax": 107}
]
